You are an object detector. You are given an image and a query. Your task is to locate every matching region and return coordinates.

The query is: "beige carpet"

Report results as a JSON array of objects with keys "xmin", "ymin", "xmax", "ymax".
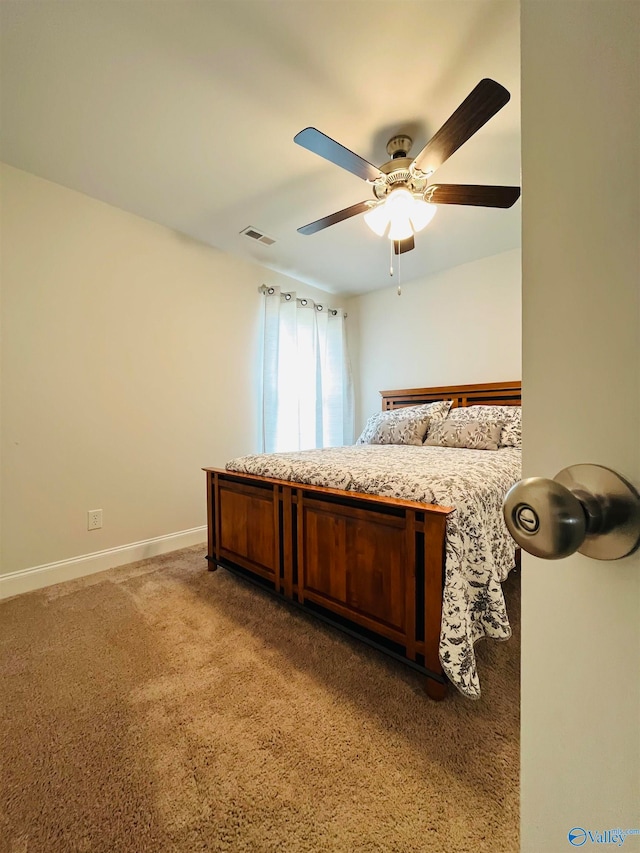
[{"xmin": 0, "ymin": 546, "xmax": 519, "ymax": 853}]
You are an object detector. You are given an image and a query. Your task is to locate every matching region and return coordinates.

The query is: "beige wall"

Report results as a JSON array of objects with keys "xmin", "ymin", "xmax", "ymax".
[
  {"xmin": 348, "ymin": 248, "xmax": 521, "ymax": 430},
  {"xmin": 0, "ymin": 164, "xmax": 335, "ymax": 575}
]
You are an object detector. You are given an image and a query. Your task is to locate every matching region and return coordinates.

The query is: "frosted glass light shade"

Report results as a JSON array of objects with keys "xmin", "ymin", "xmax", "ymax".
[
  {"xmin": 363, "ymin": 204, "xmax": 390, "ymax": 237},
  {"xmin": 409, "ymin": 200, "xmax": 437, "ymax": 232},
  {"xmin": 385, "ymin": 187, "xmax": 414, "ymax": 216},
  {"xmin": 363, "ymin": 188, "xmax": 437, "ymax": 240},
  {"xmin": 387, "ymin": 215, "xmax": 413, "ymax": 241}
]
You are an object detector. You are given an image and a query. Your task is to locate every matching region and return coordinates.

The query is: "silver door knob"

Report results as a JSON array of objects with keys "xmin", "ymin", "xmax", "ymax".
[{"xmin": 503, "ymin": 464, "xmax": 640, "ymax": 560}]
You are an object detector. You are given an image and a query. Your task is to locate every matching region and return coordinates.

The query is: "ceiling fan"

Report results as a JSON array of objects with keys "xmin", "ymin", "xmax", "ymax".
[{"xmin": 294, "ymin": 78, "xmax": 520, "ymax": 255}]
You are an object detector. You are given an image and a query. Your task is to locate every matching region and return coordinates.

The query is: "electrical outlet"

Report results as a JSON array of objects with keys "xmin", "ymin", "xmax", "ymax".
[{"xmin": 87, "ymin": 509, "xmax": 103, "ymax": 530}]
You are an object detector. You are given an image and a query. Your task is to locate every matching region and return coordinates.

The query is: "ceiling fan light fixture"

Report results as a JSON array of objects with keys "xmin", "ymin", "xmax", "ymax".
[
  {"xmin": 387, "ymin": 187, "xmax": 436, "ymax": 234},
  {"xmin": 364, "ymin": 187, "xmax": 437, "ymax": 241}
]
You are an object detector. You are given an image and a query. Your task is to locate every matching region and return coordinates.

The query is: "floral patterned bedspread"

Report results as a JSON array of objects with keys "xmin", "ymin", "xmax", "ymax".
[{"xmin": 225, "ymin": 444, "xmax": 521, "ymax": 699}]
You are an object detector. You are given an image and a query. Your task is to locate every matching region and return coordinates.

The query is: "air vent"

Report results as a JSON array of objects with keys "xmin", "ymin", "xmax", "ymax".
[{"xmin": 240, "ymin": 226, "xmax": 276, "ymax": 246}]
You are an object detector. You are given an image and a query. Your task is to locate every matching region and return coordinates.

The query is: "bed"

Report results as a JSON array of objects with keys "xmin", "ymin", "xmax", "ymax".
[{"xmin": 204, "ymin": 381, "xmax": 522, "ymax": 700}]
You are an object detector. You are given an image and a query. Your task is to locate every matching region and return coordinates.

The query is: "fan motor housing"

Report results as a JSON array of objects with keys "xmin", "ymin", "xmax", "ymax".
[{"xmin": 374, "ymin": 155, "xmax": 428, "ymax": 200}]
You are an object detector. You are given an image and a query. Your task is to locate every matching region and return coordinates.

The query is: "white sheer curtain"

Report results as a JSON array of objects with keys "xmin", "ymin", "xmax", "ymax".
[{"xmin": 261, "ymin": 287, "xmax": 354, "ymax": 453}]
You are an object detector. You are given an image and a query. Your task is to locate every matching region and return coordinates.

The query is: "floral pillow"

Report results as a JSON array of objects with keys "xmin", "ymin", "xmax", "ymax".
[
  {"xmin": 356, "ymin": 399, "xmax": 452, "ymax": 445},
  {"xmin": 369, "ymin": 414, "xmax": 432, "ymax": 446},
  {"xmin": 424, "ymin": 420, "xmax": 504, "ymax": 451},
  {"xmin": 444, "ymin": 405, "xmax": 521, "ymax": 448}
]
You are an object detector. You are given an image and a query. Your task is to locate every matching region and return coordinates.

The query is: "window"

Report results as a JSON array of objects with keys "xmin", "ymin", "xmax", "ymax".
[{"xmin": 261, "ymin": 287, "xmax": 354, "ymax": 452}]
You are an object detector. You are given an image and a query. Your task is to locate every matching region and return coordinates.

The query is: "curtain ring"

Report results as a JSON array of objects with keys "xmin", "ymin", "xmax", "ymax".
[
  {"xmin": 284, "ymin": 292, "xmax": 292, "ymax": 301},
  {"xmin": 317, "ymin": 304, "xmax": 323, "ymax": 311},
  {"xmin": 267, "ymin": 287, "xmax": 275, "ymax": 295},
  {"xmin": 300, "ymin": 298, "xmax": 307, "ymax": 306}
]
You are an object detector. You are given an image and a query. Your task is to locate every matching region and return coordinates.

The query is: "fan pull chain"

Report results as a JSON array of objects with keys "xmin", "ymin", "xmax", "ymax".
[
  {"xmin": 388, "ymin": 241, "xmax": 402, "ymax": 294},
  {"xmin": 389, "ymin": 240, "xmax": 402, "ymax": 296}
]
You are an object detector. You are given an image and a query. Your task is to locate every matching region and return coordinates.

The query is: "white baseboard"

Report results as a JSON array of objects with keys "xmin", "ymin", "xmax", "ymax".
[{"xmin": 0, "ymin": 526, "xmax": 208, "ymax": 600}]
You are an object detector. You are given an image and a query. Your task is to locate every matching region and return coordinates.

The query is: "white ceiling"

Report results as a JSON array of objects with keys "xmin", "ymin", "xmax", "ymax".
[{"xmin": 0, "ymin": 1, "xmax": 521, "ymax": 296}]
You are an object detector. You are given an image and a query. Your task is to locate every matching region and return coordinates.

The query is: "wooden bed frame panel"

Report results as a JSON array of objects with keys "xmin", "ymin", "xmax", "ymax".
[
  {"xmin": 381, "ymin": 380, "xmax": 522, "ymax": 411},
  {"xmin": 205, "ymin": 380, "xmax": 521, "ymax": 700}
]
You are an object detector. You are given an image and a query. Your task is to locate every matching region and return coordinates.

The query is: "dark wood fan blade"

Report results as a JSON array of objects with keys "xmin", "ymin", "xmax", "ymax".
[
  {"xmin": 294, "ymin": 128, "xmax": 384, "ymax": 183},
  {"xmin": 297, "ymin": 201, "xmax": 371, "ymax": 235},
  {"xmin": 425, "ymin": 184, "xmax": 521, "ymax": 207},
  {"xmin": 413, "ymin": 79, "xmax": 511, "ymax": 175},
  {"xmin": 394, "ymin": 236, "xmax": 415, "ymax": 255}
]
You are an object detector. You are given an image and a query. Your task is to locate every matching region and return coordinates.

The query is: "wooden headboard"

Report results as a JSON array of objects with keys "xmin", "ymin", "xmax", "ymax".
[{"xmin": 380, "ymin": 381, "xmax": 521, "ymax": 411}]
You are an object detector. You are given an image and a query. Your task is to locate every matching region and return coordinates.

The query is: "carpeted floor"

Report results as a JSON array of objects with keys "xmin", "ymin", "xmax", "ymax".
[{"xmin": 0, "ymin": 546, "xmax": 520, "ymax": 853}]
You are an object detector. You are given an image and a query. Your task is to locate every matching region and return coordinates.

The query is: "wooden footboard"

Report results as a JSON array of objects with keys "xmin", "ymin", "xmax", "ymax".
[{"xmin": 205, "ymin": 468, "xmax": 454, "ymax": 699}]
